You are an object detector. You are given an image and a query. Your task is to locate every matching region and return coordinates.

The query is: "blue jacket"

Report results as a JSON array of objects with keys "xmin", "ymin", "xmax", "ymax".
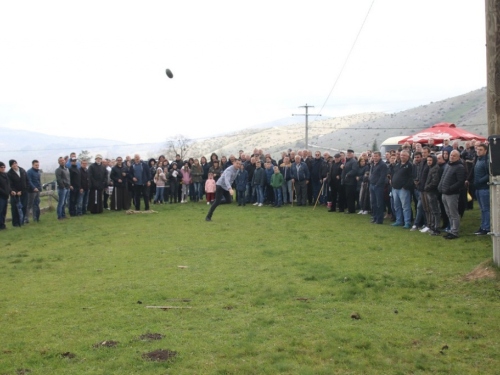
[
  {"xmin": 474, "ymin": 155, "xmax": 489, "ymax": 190},
  {"xmin": 235, "ymin": 170, "xmax": 248, "ymax": 191},
  {"xmin": 265, "ymin": 167, "xmax": 274, "ymax": 184},
  {"xmin": 27, "ymin": 167, "xmax": 42, "ymax": 192},
  {"xmin": 129, "ymin": 161, "xmax": 151, "ymax": 186},
  {"xmin": 291, "ymin": 162, "xmax": 310, "ymax": 182}
]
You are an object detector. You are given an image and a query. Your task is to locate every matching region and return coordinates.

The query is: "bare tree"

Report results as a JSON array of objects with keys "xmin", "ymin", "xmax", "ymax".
[{"xmin": 165, "ymin": 135, "xmax": 191, "ymax": 160}]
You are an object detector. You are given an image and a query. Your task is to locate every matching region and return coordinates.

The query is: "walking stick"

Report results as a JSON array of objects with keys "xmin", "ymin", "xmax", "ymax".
[
  {"xmin": 291, "ymin": 180, "xmax": 295, "ymax": 207},
  {"xmin": 313, "ymin": 183, "xmax": 325, "ymax": 210},
  {"xmin": 115, "ymin": 185, "xmax": 118, "ymax": 210}
]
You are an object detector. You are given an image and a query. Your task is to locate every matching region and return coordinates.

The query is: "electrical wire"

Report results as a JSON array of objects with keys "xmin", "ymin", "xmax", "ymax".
[{"xmin": 315, "ymin": 0, "xmax": 376, "ymax": 119}]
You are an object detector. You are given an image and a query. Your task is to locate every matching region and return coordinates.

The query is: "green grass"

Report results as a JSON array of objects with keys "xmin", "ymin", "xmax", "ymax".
[{"xmin": 0, "ymin": 202, "xmax": 498, "ymax": 374}]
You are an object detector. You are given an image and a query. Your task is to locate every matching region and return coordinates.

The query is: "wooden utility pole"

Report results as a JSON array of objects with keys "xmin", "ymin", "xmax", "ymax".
[
  {"xmin": 292, "ymin": 104, "xmax": 321, "ymax": 150},
  {"xmin": 485, "ymin": 0, "xmax": 500, "ymax": 265}
]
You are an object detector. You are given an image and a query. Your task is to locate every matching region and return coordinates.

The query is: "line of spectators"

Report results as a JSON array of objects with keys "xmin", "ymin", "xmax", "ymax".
[{"xmin": 0, "ymin": 141, "xmax": 490, "ymax": 240}]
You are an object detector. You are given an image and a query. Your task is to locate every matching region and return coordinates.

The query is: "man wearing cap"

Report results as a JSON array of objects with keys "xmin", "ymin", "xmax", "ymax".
[
  {"xmin": 88, "ymin": 154, "xmax": 108, "ymax": 214},
  {"xmin": 341, "ymin": 149, "xmax": 359, "ymax": 214},
  {"xmin": 55, "ymin": 156, "xmax": 70, "ymax": 220},
  {"xmin": 0, "ymin": 162, "xmax": 11, "ymax": 231},
  {"xmin": 68, "ymin": 157, "xmax": 82, "ymax": 216},
  {"xmin": 129, "ymin": 154, "xmax": 151, "ymax": 211}
]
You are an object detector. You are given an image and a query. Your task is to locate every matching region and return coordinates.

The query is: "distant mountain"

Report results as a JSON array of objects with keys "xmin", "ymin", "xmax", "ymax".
[{"xmin": 1, "ymin": 88, "xmax": 487, "ymax": 171}]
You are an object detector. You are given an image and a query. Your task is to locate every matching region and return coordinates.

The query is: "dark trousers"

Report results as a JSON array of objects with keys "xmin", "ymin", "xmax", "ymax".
[
  {"xmin": 10, "ymin": 194, "xmax": 28, "ymax": 227},
  {"xmin": 0, "ymin": 196, "xmax": 8, "ymax": 229},
  {"xmin": 207, "ymin": 185, "xmax": 232, "ymax": 219},
  {"xmin": 295, "ymin": 180, "xmax": 307, "ymax": 205},
  {"xmin": 69, "ymin": 190, "xmax": 80, "ymax": 216},
  {"xmin": 370, "ymin": 184, "xmax": 385, "ymax": 223},
  {"xmin": 345, "ymin": 185, "xmax": 356, "ymax": 213},
  {"xmin": 133, "ymin": 184, "xmax": 149, "ymax": 211}
]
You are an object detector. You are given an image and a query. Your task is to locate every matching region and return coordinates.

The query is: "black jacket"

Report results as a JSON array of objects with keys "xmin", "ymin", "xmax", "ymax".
[
  {"xmin": 7, "ymin": 167, "xmax": 28, "ymax": 193},
  {"xmin": 391, "ymin": 161, "xmax": 413, "ymax": 190},
  {"xmin": 69, "ymin": 165, "xmax": 82, "ymax": 191},
  {"xmin": 0, "ymin": 173, "xmax": 11, "ymax": 199},
  {"xmin": 438, "ymin": 160, "xmax": 465, "ymax": 195},
  {"xmin": 369, "ymin": 161, "xmax": 388, "ymax": 188}
]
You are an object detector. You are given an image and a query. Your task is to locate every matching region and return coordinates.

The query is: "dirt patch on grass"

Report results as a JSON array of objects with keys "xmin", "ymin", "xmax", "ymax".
[
  {"xmin": 16, "ymin": 370, "xmax": 31, "ymax": 375},
  {"xmin": 142, "ymin": 349, "xmax": 177, "ymax": 362},
  {"xmin": 138, "ymin": 332, "xmax": 164, "ymax": 341},
  {"xmin": 223, "ymin": 305, "xmax": 235, "ymax": 310},
  {"xmin": 61, "ymin": 352, "xmax": 76, "ymax": 359},
  {"xmin": 93, "ymin": 340, "xmax": 119, "ymax": 348},
  {"xmin": 464, "ymin": 260, "xmax": 499, "ymax": 281}
]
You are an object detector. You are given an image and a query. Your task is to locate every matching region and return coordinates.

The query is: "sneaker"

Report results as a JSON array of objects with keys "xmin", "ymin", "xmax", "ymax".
[
  {"xmin": 443, "ymin": 233, "xmax": 458, "ymax": 240},
  {"xmin": 410, "ymin": 225, "xmax": 418, "ymax": 231},
  {"xmin": 207, "ymin": 202, "xmax": 210, "ymax": 205},
  {"xmin": 474, "ymin": 229, "xmax": 489, "ymax": 235},
  {"xmin": 358, "ymin": 210, "xmax": 364, "ymax": 214},
  {"xmin": 205, "ymin": 216, "xmax": 211, "ymax": 222},
  {"xmin": 258, "ymin": 203, "xmax": 263, "ymax": 207},
  {"xmin": 430, "ymin": 230, "xmax": 441, "ymax": 236},
  {"xmin": 420, "ymin": 227, "xmax": 430, "ymax": 233},
  {"xmin": 403, "ymin": 224, "xmax": 411, "ymax": 229},
  {"xmin": 391, "ymin": 222, "xmax": 403, "ymax": 227},
  {"xmin": 253, "ymin": 202, "xmax": 258, "ymax": 206},
  {"xmin": 362, "ymin": 211, "xmax": 369, "ymax": 215}
]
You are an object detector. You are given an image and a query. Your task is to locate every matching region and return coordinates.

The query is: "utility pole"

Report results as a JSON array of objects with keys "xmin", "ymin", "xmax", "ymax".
[
  {"xmin": 485, "ymin": 0, "xmax": 500, "ymax": 265},
  {"xmin": 292, "ymin": 104, "xmax": 321, "ymax": 150}
]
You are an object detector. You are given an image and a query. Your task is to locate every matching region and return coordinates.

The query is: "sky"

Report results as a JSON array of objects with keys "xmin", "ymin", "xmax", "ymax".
[{"xmin": 0, "ymin": 0, "xmax": 487, "ymax": 146}]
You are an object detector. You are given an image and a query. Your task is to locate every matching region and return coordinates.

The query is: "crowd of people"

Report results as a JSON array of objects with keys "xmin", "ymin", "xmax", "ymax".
[{"xmin": 0, "ymin": 139, "xmax": 490, "ymax": 239}]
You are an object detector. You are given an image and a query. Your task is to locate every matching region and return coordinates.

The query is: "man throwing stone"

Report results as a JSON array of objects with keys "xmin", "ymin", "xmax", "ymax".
[{"xmin": 205, "ymin": 159, "xmax": 241, "ymax": 221}]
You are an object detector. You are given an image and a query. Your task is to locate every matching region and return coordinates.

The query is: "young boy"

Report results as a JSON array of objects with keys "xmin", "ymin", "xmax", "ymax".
[
  {"xmin": 270, "ymin": 165, "xmax": 284, "ymax": 208},
  {"xmin": 251, "ymin": 161, "xmax": 265, "ymax": 207},
  {"xmin": 235, "ymin": 163, "xmax": 248, "ymax": 206}
]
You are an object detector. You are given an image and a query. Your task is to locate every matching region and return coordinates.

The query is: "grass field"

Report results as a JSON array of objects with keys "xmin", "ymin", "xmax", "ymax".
[{"xmin": 0, "ymin": 201, "xmax": 498, "ymax": 374}]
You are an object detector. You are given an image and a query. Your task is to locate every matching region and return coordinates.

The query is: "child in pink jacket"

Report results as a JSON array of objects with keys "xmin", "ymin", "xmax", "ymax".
[{"xmin": 205, "ymin": 172, "xmax": 216, "ymax": 205}]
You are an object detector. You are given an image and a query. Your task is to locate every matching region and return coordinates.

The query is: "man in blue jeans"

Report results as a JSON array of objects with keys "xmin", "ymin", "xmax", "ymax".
[
  {"xmin": 473, "ymin": 143, "xmax": 490, "ymax": 235},
  {"xmin": 390, "ymin": 151, "xmax": 414, "ymax": 229},
  {"xmin": 55, "ymin": 156, "xmax": 70, "ymax": 221}
]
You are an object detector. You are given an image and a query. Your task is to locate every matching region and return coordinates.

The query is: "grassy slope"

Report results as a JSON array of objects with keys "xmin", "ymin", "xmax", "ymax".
[{"xmin": 0, "ymin": 202, "xmax": 497, "ymax": 375}]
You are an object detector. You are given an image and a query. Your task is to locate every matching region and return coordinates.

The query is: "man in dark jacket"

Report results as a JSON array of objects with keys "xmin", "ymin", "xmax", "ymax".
[
  {"xmin": 473, "ymin": 143, "xmax": 490, "ymax": 235},
  {"xmin": 310, "ymin": 151, "xmax": 328, "ymax": 206},
  {"xmin": 129, "ymin": 154, "xmax": 151, "ymax": 211},
  {"xmin": 27, "ymin": 160, "xmax": 42, "ymax": 223},
  {"xmin": 291, "ymin": 155, "xmax": 310, "ymax": 206},
  {"xmin": 55, "ymin": 157, "xmax": 70, "ymax": 220},
  {"xmin": 88, "ymin": 155, "xmax": 108, "ymax": 214},
  {"xmin": 341, "ymin": 149, "xmax": 358, "ymax": 214},
  {"xmin": 438, "ymin": 150, "xmax": 465, "ymax": 239},
  {"xmin": 328, "ymin": 154, "xmax": 343, "ymax": 212},
  {"xmin": 79, "ymin": 159, "xmax": 90, "ymax": 215},
  {"xmin": 391, "ymin": 150, "xmax": 414, "ymax": 228},
  {"xmin": 7, "ymin": 160, "xmax": 29, "ymax": 226},
  {"xmin": 0, "ymin": 162, "xmax": 12, "ymax": 230},
  {"xmin": 369, "ymin": 152, "xmax": 388, "ymax": 224},
  {"xmin": 69, "ymin": 158, "xmax": 82, "ymax": 216}
]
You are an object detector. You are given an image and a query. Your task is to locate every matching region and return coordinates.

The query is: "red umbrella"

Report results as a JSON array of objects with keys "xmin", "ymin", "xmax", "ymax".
[{"xmin": 398, "ymin": 122, "xmax": 486, "ymax": 144}]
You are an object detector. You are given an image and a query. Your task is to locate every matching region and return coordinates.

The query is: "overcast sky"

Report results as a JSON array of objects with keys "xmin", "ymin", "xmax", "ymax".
[{"xmin": 0, "ymin": 0, "xmax": 486, "ymax": 145}]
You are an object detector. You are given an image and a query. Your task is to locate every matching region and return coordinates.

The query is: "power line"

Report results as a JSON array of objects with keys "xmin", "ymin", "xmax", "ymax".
[{"xmin": 315, "ymin": 0, "xmax": 376, "ymax": 119}]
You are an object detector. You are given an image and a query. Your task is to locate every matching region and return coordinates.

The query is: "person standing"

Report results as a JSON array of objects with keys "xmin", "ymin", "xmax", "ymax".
[
  {"xmin": 328, "ymin": 154, "xmax": 343, "ymax": 212},
  {"xmin": 110, "ymin": 157, "xmax": 130, "ymax": 211},
  {"xmin": 390, "ymin": 150, "xmax": 414, "ymax": 228},
  {"xmin": 68, "ymin": 157, "xmax": 82, "ymax": 217},
  {"xmin": 88, "ymin": 155, "xmax": 107, "ymax": 214},
  {"xmin": 473, "ymin": 143, "xmax": 490, "ymax": 235},
  {"xmin": 55, "ymin": 157, "xmax": 70, "ymax": 221},
  {"xmin": 291, "ymin": 155, "xmax": 310, "ymax": 206},
  {"xmin": 369, "ymin": 152, "xmax": 388, "ymax": 224},
  {"xmin": 205, "ymin": 159, "xmax": 241, "ymax": 221},
  {"xmin": 129, "ymin": 154, "xmax": 151, "ymax": 211},
  {"xmin": 438, "ymin": 150, "xmax": 466, "ymax": 239},
  {"xmin": 79, "ymin": 159, "xmax": 90, "ymax": 215},
  {"xmin": 27, "ymin": 160, "xmax": 42, "ymax": 223},
  {"xmin": 7, "ymin": 160, "xmax": 29, "ymax": 226},
  {"xmin": 0, "ymin": 162, "xmax": 11, "ymax": 231},
  {"xmin": 341, "ymin": 149, "xmax": 359, "ymax": 214}
]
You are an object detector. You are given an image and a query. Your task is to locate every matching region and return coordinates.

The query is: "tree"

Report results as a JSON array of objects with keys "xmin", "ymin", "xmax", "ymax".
[
  {"xmin": 372, "ymin": 139, "xmax": 378, "ymax": 152},
  {"xmin": 78, "ymin": 150, "xmax": 92, "ymax": 161},
  {"xmin": 165, "ymin": 135, "xmax": 191, "ymax": 161}
]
